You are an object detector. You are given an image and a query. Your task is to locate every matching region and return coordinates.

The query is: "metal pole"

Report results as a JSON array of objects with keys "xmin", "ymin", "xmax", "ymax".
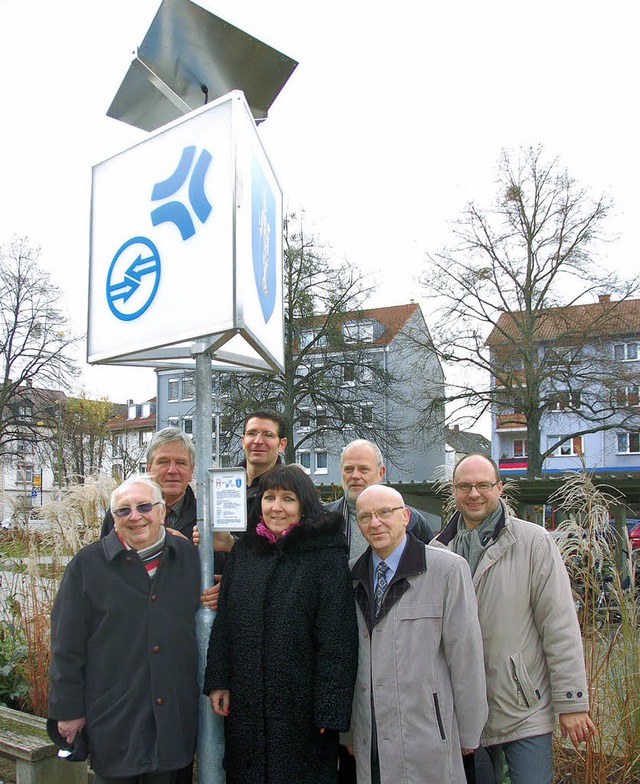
[{"xmin": 194, "ymin": 350, "xmax": 225, "ymax": 782}]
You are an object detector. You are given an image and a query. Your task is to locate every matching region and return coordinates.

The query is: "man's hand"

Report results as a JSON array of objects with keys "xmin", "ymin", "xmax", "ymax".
[
  {"xmin": 57, "ymin": 718, "xmax": 85, "ymax": 744},
  {"xmin": 201, "ymin": 576, "xmax": 221, "ymax": 610},
  {"xmin": 559, "ymin": 711, "xmax": 597, "ymax": 748},
  {"xmin": 461, "ymin": 747, "xmax": 476, "ymax": 755},
  {"xmin": 210, "ymin": 689, "xmax": 230, "ymax": 717},
  {"xmin": 191, "ymin": 525, "xmax": 235, "ymax": 553}
]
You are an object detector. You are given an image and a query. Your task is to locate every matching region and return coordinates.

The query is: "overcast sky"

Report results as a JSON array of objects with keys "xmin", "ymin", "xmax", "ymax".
[{"xmin": 0, "ymin": 0, "xmax": 637, "ymax": 412}]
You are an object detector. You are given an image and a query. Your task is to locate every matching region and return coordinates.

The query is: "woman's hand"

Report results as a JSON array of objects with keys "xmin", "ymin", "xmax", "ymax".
[{"xmin": 210, "ymin": 689, "xmax": 230, "ymax": 717}]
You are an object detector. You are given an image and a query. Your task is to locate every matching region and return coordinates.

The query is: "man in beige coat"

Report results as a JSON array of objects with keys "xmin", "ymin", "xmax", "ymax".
[
  {"xmin": 349, "ymin": 484, "xmax": 488, "ymax": 783},
  {"xmin": 435, "ymin": 454, "xmax": 596, "ymax": 784}
]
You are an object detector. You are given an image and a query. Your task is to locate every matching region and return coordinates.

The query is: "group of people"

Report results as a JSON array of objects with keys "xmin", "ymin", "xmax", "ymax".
[{"xmin": 48, "ymin": 411, "xmax": 594, "ymax": 784}]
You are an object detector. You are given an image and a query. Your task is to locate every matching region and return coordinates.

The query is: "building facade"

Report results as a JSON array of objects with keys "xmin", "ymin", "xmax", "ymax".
[
  {"xmin": 155, "ymin": 303, "xmax": 445, "ymax": 490},
  {"xmin": 489, "ymin": 295, "xmax": 640, "ymax": 475}
]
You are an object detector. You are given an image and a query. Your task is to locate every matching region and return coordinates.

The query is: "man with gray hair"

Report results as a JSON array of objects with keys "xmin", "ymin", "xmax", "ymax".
[
  {"xmin": 325, "ymin": 439, "xmax": 434, "ymax": 559},
  {"xmin": 101, "ymin": 427, "xmax": 198, "ymax": 541}
]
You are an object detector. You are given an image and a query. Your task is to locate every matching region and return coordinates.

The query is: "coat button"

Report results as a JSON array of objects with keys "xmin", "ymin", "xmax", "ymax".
[
  {"xmin": 156, "ymin": 697, "xmax": 164, "ymax": 705},
  {"xmin": 566, "ymin": 691, "xmax": 573, "ymax": 698},
  {"xmin": 153, "ymin": 645, "xmax": 160, "ymax": 654},
  {"xmin": 577, "ymin": 691, "xmax": 583, "ymax": 698},
  {"xmin": 125, "ymin": 557, "xmax": 133, "ymax": 564},
  {"xmin": 151, "ymin": 595, "xmax": 158, "ymax": 602}
]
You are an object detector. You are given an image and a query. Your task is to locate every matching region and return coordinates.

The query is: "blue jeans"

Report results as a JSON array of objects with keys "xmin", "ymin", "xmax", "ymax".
[{"xmin": 486, "ymin": 733, "xmax": 552, "ymax": 784}]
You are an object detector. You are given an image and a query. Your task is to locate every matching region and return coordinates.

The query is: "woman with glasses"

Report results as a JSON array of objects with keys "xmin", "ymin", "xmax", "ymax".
[{"xmin": 204, "ymin": 464, "xmax": 358, "ymax": 783}]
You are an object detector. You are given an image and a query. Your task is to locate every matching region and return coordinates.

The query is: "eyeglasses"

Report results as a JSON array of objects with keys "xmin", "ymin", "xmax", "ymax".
[
  {"xmin": 244, "ymin": 430, "xmax": 280, "ymax": 441},
  {"xmin": 453, "ymin": 482, "xmax": 500, "ymax": 495},
  {"xmin": 113, "ymin": 501, "xmax": 164, "ymax": 518},
  {"xmin": 356, "ymin": 506, "xmax": 404, "ymax": 525}
]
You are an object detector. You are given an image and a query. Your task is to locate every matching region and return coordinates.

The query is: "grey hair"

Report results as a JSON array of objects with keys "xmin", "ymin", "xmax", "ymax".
[
  {"xmin": 146, "ymin": 427, "xmax": 196, "ymax": 467},
  {"xmin": 111, "ymin": 474, "xmax": 165, "ymax": 513},
  {"xmin": 340, "ymin": 439, "xmax": 384, "ymax": 469}
]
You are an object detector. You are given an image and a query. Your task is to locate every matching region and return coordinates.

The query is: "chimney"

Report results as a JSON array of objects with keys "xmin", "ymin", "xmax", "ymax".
[
  {"xmin": 599, "ymin": 294, "xmax": 611, "ymax": 304},
  {"xmin": 453, "ymin": 424, "xmax": 459, "ymax": 432}
]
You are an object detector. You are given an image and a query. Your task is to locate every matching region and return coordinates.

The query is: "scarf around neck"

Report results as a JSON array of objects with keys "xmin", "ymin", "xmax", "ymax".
[{"xmin": 450, "ymin": 501, "xmax": 502, "ymax": 575}]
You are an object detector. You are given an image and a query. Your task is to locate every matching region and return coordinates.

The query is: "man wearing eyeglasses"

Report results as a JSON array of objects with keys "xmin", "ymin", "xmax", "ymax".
[
  {"xmin": 49, "ymin": 475, "xmax": 201, "ymax": 784},
  {"xmin": 347, "ymin": 484, "xmax": 488, "ymax": 783},
  {"xmin": 435, "ymin": 453, "xmax": 596, "ymax": 784},
  {"xmin": 240, "ymin": 410, "xmax": 288, "ymax": 516}
]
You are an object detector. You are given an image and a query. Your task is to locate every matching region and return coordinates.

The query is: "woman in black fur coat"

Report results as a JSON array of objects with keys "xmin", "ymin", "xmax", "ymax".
[{"xmin": 204, "ymin": 464, "xmax": 358, "ymax": 783}]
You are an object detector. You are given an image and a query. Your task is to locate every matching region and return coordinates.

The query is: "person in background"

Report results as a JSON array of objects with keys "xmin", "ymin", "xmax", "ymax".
[
  {"xmin": 204, "ymin": 464, "xmax": 358, "ymax": 783},
  {"xmin": 49, "ymin": 475, "xmax": 200, "ymax": 784}
]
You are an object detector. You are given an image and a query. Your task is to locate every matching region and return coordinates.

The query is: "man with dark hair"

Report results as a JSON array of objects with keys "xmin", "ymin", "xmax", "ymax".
[
  {"xmin": 240, "ymin": 409, "xmax": 288, "ymax": 517},
  {"xmin": 435, "ymin": 453, "xmax": 596, "ymax": 784}
]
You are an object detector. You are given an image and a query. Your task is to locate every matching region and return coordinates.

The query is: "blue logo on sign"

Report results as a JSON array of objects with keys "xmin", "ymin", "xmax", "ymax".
[
  {"xmin": 105, "ymin": 145, "xmax": 213, "ymax": 321},
  {"xmin": 106, "ymin": 237, "xmax": 161, "ymax": 321},
  {"xmin": 150, "ymin": 146, "xmax": 213, "ymax": 240},
  {"xmin": 235, "ymin": 478, "xmax": 242, "ymax": 488},
  {"xmin": 252, "ymin": 157, "xmax": 276, "ymax": 323}
]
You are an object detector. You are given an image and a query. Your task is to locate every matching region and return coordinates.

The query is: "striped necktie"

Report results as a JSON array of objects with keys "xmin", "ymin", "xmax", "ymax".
[{"xmin": 375, "ymin": 561, "xmax": 389, "ymax": 616}]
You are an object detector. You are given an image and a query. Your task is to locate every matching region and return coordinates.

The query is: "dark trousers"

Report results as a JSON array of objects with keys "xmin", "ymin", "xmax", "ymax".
[
  {"xmin": 94, "ymin": 772, "xmax": 177, "ymax": 784},
  {"xmin": 338, "ymin": 743, "xmax": 357, "ymax": 782}
]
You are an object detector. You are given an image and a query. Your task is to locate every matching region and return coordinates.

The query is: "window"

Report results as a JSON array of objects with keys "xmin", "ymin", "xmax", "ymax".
[
  {"xmin": 343, "ymin": 364, "xmax": 356, "ymax": 385},
  {"xmin": 316, "ymin": 407, "xmax": 327, "ymax": 427},
  {"xmin": 548, "ymin": 435, "xmax": 583, "ymax": 457},
  {"xmin": 183, "ymin": 417, "xmax": 193, "ymax": 435},
  {"xmin": 617, "ymin": 432, "xmax": 640, "ymax": 453},
  {"xmin": 513, "ymin": 439, "xmax": 528, "ymax": 457},
  {"xmin": 141, "ymin": 430, "xmax": 153, "ymax": 444},
  {"xmin": 614, "ymin": 343, "xmax": 639, "ymax": 361},
  {"xmin": 299, "ymin": 409, "xmax": 311, "ymax": 430},
  {"xmin": 298, "ymin": 330, "xmax": 327, "ymax": 349},
  {"xmin": 113, "ymin": 435, "xmax": 124, "ymax": 455},
  {"xmin": 361, "ymin": 403, "xmax": 374, "ymax": 424},
  {"xmin": 616, "ymin": 385, "xmax": 639, "ymax": 408},
  {"xmin": 17, "ymin": 404, "xmax": 33, "ymax": 420},
  {"xmin": 182, "ymin": 375, "xmax": 195, "ymax": 400},
  {"xmin": 17, "ymin": 440, "xmax": 33, "ymax": 454},
  {"xmin": 315, "ymin": 450, "xmax": 328, "ymax": 474},
  {"xmin": 16, "ymin": 463, "xmax": 34, "ymax": 484},
  {"xmin": 343, "ymin": 320, "xmax": 374, "ymax": 343},
  {"xmin": 297, "ymin": 451, "xmax": 311, "ymax": 472},
  {"xmin": 167, "ymin": 379, "xmax": 180, "ymax": 401},
  {"xmin": 168, "ymin": 417, "xmax": 179, "ymax": 429},
  {"xmin": 550, "ymin": 390, "xmax": 582, "ymax": 410},
  {"xmin": 127, "ymin": 403, "xmax": 138, "ymax": 420},
  {"xmin": 141, "ymin": 402, "xmax": 151, "ymax": 418},
  {"xmin": 343, "ymin": 404, "xmax": 356, "ymax": 427}
]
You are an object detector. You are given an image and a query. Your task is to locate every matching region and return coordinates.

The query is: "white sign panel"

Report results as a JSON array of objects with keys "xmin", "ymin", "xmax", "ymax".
[
  {"xmin": 87, "ymin": 90, "xmax": 284, "ymax": 372},
  {"xmin": 209, "ymin": 467, "xmax": 247, "ymax": 532}
]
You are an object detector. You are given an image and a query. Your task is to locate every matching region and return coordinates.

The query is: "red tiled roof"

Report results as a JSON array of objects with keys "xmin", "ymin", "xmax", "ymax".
[
  {"xmin": 486, "ymin": 297, "xmax": 640, "ymax": 347},
  {"xmin": 303, "ymin": 302, "xmax": 420, "ymax": 347}
]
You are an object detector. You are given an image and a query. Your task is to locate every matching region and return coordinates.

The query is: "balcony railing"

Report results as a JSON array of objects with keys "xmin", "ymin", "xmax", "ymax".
[{"xmin": 496, "ymin": 412, "xmax": 527, "ymax": 429}]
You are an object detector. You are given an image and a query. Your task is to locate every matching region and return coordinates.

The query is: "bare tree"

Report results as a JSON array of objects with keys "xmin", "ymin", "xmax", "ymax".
[
  {"xmin": 419, "ymin": 146, "xmax": 640, "ymax": 477},
  {"xmin": 0, "ymin": 237, "xmax": 79, "ymax": 460},
  {"xmin": 213, "ymin": 214, "xmax": 402, "ymax": 464},
  {"xmin": 57, "ymin": 394, "xmax": 119, "ymax": 483}
]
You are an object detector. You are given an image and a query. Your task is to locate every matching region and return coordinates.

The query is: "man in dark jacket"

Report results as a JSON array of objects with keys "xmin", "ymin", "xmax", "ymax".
[
  {"xmin": 49, "ymin": 475, "xmax": 200, "ymax": 784},
  {"xmin": 325, "ymin": 439, "xmax": 435, "ymax": 559},
  {"xmin": 100, "ymin": 427, "xmax": 197, "ymax": 541}
]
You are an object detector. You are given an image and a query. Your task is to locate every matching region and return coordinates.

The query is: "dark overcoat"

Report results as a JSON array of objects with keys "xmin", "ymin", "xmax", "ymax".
[
  {"xmin": 204, "ymin": 512, "xmax": 358, "ymax": 783},
  {"xmin": 48, "ymin": 530, "xmax": 200, "ymax": 778}
]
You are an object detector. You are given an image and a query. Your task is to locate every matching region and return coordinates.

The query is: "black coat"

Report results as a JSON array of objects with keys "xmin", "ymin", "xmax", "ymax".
[
  {"xmin": 204, "ymin": 512, "xmax": 358, "ymax": 784},
  {"xmin": 48, "ymin": 530, "xmax": 200, "ymax": 778}
]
